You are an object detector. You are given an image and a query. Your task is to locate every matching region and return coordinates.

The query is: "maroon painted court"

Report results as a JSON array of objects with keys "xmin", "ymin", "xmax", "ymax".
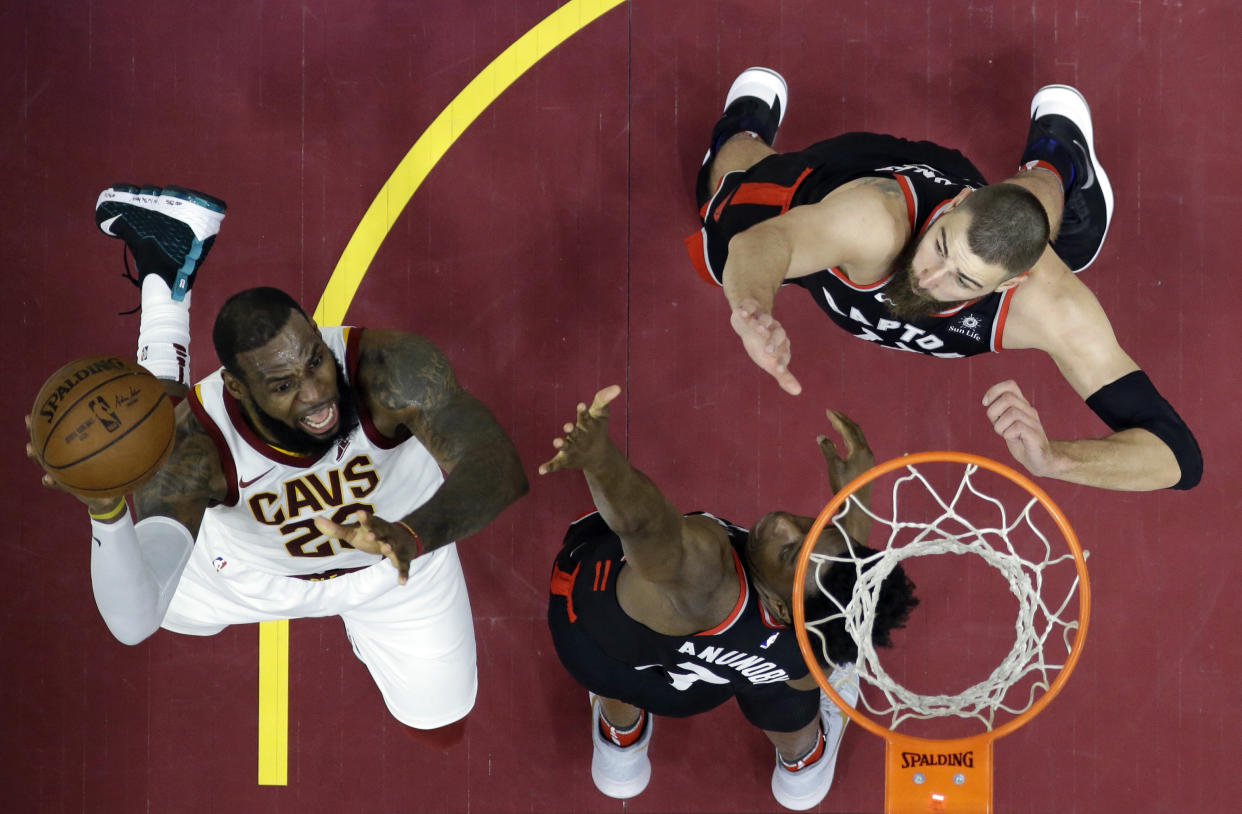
[{"xmin": 3, "ymin": 1, "xmax": 1238, "ymax": 812}]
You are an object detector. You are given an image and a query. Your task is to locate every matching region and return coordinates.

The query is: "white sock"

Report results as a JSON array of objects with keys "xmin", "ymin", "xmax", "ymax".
[{"xmin": 137, "ymin": 275, "xmax": 192, "ymax": 386}]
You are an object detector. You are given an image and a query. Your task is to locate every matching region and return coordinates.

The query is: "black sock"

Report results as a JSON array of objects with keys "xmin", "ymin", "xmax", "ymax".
[
  {"xmin": 696, "ymin": 99, "xmax": 775, "ymax": 204},
  {"xmin": 1020, "ymin": 135, "xmax": 1076, "ymax": 197}
]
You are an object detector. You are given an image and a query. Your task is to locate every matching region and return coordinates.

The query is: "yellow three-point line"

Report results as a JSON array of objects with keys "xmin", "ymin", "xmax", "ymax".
[{"xmin": 257, "ymin": 0, "xmax": 626, "ymax": 786}]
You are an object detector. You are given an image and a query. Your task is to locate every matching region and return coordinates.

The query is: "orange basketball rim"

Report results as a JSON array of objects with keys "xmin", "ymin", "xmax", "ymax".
[{"xmin": 791, "ymin": 451, "xmax": 1092, "ymax": 814}]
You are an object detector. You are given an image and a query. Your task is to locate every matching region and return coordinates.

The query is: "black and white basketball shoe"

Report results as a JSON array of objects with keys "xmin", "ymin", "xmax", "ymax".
[
  {"xmin": 96, "ymin": 184, "xmax": 227, "ymax": 301},
  {"xmin": 1023, "ymin": 85, "xmax": 1114, "ymax": 272}
]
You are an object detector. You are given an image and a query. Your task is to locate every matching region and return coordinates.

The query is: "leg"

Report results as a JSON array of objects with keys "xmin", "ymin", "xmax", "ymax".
[
  {"xmin": 1012, "ymin": 85, "xmax": 1113, "ymax": 272},
  {"xmin": 166, "ymin": 543, "xmax": 475, "ymax": 738},
  {"xmin": 696, "ymin": 67, "xmax": 789, "ymax": 205},
  {"xmin": 764, "ymin": 715, "xmax": 822, "ymax": 765},
  {"xmin": 738, "ymin": 666, "xmax": 860, "ymax": 811},
  {"xmin": 588, "ymin": 692, "xmax": 653, "ymax": 799},
  {"xmin": 1008, "ymin": 167, "xmax": 1066, "ymax": 233},
  {"xmin": 708, "ymin": 133, "xmax": 777, "ymax": 196},
  {"xmin": 95, "ymin": 184, "xmax": 227, "ymax": 396},
  {"xmin": 598, "ymin": 695, "xmax": 643, "ymax": 730},
  {"xmin": 341, "ymin": 544, "xmax": 478, "ymax": 729}
]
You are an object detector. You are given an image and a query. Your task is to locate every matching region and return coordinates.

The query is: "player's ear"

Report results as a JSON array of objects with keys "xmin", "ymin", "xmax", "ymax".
[
  {"xmin": 994, "ymin": 268, "xmax": 1032, "ymax": 292},
  {"xmin": 222, "ymin": 368, "xmax": 249, "ymax": 400},
  {"xmin": 769, "ymin": 591, "xmax": 794, "ymax": 626},
  {"xmin": 945, "ymin": 187, "xmax": 973, "ymax": 210}
]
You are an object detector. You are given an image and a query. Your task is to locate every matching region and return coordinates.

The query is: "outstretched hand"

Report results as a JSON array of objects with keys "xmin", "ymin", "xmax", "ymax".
[
  {"xmin": 730, "ymin": 298, "xmax": 802, "ymax": 396},
  {"xmin": 817, "ymin": 409, "xmax": 874, "ymax": 494},
  {"xmin": 817, "ymin": 409, "xmax": 875, "ymax": 542},
  {"xmin": 982, "ymin": 380, "xmax": 1058, "ymax": 478},
  {"xmin": 537, "ymin": 385, "xmax": 621, "ymax": 476},
  {"xmin": 313, "ymin": 510, "xmax": 420, "ymax": 585}
]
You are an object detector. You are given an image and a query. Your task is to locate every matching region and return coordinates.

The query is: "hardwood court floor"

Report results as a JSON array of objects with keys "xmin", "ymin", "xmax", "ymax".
[{"xmin": 3, "ymin": 1, "xmax": 1238, "ymax": 811}]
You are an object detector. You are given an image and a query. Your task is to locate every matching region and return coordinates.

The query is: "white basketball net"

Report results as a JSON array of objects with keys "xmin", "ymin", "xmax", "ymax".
[{"xmin": 805, "ymin": 461, "xmax": 1087, "ymax": 732}]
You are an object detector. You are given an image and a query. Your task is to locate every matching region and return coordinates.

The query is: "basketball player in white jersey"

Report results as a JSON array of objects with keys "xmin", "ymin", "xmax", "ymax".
[{"xmin": 27, "ymin": 184, "xmax": 528, "ymax": 746}]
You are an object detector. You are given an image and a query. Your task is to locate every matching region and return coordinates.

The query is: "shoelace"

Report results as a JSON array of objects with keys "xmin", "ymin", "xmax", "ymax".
[{"xmin": 117, "ymin": 244, "xmax": 142, "ymax": 315}]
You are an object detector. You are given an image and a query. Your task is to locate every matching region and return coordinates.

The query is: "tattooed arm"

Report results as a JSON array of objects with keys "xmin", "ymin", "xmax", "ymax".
[
  {"xmin": 323, "ymin": 330, "xmax": 527, "ymax": 582},
  {"xmin": 132, "ymin": 401, "xmax": 229, "ymax": 531}
]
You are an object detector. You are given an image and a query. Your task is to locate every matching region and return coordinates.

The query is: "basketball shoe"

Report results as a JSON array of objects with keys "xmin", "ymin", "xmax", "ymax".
[
  {"xmin": 716, "ymin": 66, "xmax": 788, "ymax": 148},
  {"xmin": 697, "ymin": 66, "xmax": 789, "ymax": 203},
  {"xmin": 96, "ymin": 184, "xmax": 227, "ymax": 301},
  {"xmin": 1021, "ymin": 85, "xmax": 1114, "ymax": 272},
  {"xmin": 770, "ymin": 664, "xmax": 859, "ymax": 811},
  {"xmin": 588, "ymin": 693, "xmax": 652, "ymax": 799}
]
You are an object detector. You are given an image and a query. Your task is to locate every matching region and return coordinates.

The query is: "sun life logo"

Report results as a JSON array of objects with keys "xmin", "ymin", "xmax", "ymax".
[{"xmin": 948, "ymin": 312, "xmax": 984, "ymax": 342}]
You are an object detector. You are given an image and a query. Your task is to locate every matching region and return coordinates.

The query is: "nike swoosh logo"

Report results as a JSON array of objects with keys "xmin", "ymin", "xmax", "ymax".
[
  {"xmin": 1072, "ymin": 140, "xmax": 1095, "ymax": 190},
  {"xmin": 239, "ymin": 467, "xmax": 275, "ymax": 488},
  {"xmin": 99, "ymin": 214, "xmax": 122, "ymax": 235}
]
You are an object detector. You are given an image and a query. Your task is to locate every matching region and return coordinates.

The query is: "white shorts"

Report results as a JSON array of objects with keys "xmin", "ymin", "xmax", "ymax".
[{"xmin": 161, "ymin": 540, "xmax": 477, "ymax": 729}]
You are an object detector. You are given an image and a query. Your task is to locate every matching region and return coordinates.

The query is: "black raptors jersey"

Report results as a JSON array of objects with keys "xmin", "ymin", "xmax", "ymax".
[
  {"xmin": 793, "ymin": 268, "xmax": 1015, "ymax": 358},
  {"xmin": 687, "ymin": 132, "xmax": 1017, "ymax": 357},
  {"xmin": 550, "ymin": 511, "xmax": 809, "ymax": 692}
]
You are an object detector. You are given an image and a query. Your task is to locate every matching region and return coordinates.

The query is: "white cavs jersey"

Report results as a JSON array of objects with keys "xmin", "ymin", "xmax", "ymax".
[{"xmin": 186, "ymin": 326, "xmax": 445, "ymax": 577}]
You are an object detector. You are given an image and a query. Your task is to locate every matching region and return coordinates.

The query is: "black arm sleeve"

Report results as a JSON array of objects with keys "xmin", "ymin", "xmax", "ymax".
[{"xmin": 1084, "ymin": 370, "xmax": 1203, "ymax": 490}]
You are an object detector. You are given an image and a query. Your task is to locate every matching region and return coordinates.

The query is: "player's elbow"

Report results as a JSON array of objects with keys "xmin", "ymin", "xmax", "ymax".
[
  {"xmin": 1166, "ymin": 429, "xmax": 1203, "ymax": 490},
  {"xmin": 725, "ymin": 223, "xmax": 794, "ymax": 278},
  {"xmin": 502, "ymin": 448, "xmax": 530, "ymax": 503},
  {"xmin": 94, "ymin": 591, "xmax": 164, "ymax": 645},
  {"xmin": 509, "ymin": 468, "xmax": 531, "ymax": 503},
  {"xmin": 1084, "ymin": 371, "xmax": 1203, "ymax": 491},
  {"xmin": 102, "ymin": 616, "xmax": 160, "ymax": 646}
]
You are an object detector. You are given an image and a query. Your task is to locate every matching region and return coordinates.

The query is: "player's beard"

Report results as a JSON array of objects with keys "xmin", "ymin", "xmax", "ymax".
[
  {"xmin": 883, "ymin": 237, "xmax": 969, "ymax": 322},
  {"xmin": 247, "ymin": 350, "xmax": 362, "ymax": 459}
]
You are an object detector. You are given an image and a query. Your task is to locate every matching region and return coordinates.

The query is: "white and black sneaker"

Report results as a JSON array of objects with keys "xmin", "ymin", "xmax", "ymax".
[
  {"xmin": 770, "ymin": 665, "xmax": 859, "ymax": 811},
  {"xmin": 96, "ymin": 184, "xmax": 227, "ymax": 301},
  {"xmin": 588, "ymin": 693, "xmax": 652, "ymax": 799},
  {"xmin": 1024, "ymin": 86, "xmax": 1114, "ymax": 272},
  {"xmin": 719, "ymin": 66, "xmax": 789, "ymax": 148},
  {"xmin": 697, "ymin": 67, "xmax": 790, "ymax": 203}
]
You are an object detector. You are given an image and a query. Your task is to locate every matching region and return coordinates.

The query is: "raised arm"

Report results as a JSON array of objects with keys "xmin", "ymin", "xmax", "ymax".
[
  {"xmin": 721, "ymin": 183, "xmax": 907, "ymax": 396},
  {"xmin": 817, "ymin": 409, "xmax": 876, "ymax": 543},
  {"xmin": 991, "ymin": 266, "xmax": 1201, "ymax": 490},
  {"xmin": 315, "ymin": 330, "xmax": 526, "ymax": 582},
  {"xmin": 27, "ymin": 401, "xmax": 224, "ymax": 644},
  {"xmin": 356, "ymin": 329, "xmax": 527, "ymax": 556},
  {"xmin": 538, "ymin": 386, "xmax": 722, "ymax": 586},
  {"xmin": 132, "ymin": 401, "xmax": 229, "ymax": 531}
]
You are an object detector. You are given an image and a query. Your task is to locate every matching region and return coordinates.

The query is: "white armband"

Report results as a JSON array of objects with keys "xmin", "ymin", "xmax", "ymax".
[{"xmin": 90, "ymin": 510, "xmax": 195, "ymax": 645}]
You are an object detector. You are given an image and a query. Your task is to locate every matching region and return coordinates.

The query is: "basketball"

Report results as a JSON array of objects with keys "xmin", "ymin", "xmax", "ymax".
[{"xmin": 29, "ymin": 355, "xmax": 176, "ymax": 498}]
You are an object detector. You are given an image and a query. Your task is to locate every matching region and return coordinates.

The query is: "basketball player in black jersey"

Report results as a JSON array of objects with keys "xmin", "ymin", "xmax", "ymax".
[
  {"xmin": 539, "ymin": 386, "xmax": 917, "ymax": 810},
  {"xmin": 688, "ymin": 68, "xmax": 1201, "ymax": 493}
]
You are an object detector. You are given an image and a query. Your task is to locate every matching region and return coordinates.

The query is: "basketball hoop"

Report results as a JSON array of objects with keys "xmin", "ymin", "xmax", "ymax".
[{"xmin": 792, "ymin": 451, "xmax": 1090, "ymax": 814}]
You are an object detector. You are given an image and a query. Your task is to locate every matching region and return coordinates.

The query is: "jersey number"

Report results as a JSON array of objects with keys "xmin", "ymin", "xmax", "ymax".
[
  {"xmin": 281, "ymin": 502, "xmax": 375, "ymax": 558},
  {"xmin": 636, "ymin": 661, "xmax": 731, "ymax": 692}
]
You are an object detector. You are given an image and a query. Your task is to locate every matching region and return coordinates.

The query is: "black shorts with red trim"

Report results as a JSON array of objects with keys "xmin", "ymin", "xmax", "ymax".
[
  {"xmin": 547, "ymin": 513, "xmax": 820, "ymax": 733},
  {"xmin": 686, "ymin": 131, "xmax": 986, "ymax": 287},
  {"xmin": 548, "ymin": 595, "xmax": 818, "ymax": 732}
]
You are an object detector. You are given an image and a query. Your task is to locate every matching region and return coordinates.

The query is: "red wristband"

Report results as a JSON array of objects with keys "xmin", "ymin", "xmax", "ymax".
[{"xmin": 395, "ymin": 521, "xmax": 424, "ymax": 557}]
